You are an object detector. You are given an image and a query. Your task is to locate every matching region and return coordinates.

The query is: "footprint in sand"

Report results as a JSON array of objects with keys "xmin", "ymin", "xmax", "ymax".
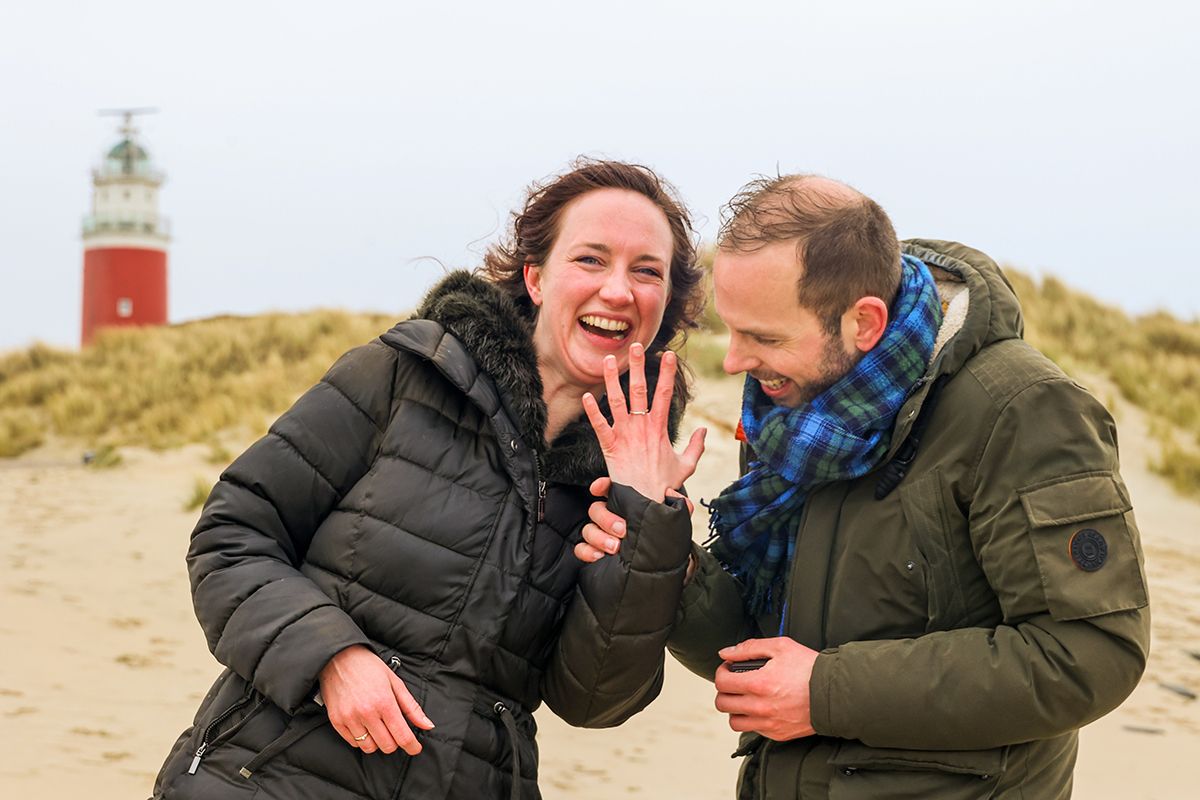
[
  {"xmin": 70, "ymin": 726, "xmax": 116, "ymax": 738},
  {"xmin": 109, "ymin": 617, "xmax": 146, "ymax": 629},
  {"xmin": 4, "ymin": 706, "xmax": 38, "ymax": 717},
  {"xmin": 101, "ymin": 751, "xmax": 133, "ymax": 762},
  {"xmin": 115, "ymin": 653, "xmax": 162, "ymax": 669}
]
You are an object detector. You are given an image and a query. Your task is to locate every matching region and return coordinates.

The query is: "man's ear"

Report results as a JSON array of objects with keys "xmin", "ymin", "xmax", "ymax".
[
  {"xmin": 523, "ymin": 263, "xmax": 543, "ymax": 306},
  {"xmin": 844, "ymin": 296, "xmax": 889, "ymax": 352}
]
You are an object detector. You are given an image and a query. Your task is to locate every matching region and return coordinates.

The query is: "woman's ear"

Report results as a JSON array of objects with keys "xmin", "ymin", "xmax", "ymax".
[{"xmin": 523, "ymin": 263, "xmax": 543, "ymax": 307}]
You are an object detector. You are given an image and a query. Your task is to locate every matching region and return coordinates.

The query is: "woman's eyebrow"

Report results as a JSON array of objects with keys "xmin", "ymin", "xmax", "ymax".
[{"xmin": 576, "ymin": 242, "xmax": 667, "ymax": 264}]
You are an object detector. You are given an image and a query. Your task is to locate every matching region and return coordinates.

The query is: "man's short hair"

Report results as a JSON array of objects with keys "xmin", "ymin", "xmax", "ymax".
[{"xmin": 718, "ymin": 175, "xmax": 902, "ymax": 334}]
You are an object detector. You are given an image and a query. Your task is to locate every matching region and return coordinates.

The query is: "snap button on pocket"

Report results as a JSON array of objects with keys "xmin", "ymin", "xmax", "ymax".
[{"xmin": 841, "ymin": 767, "xmax": 858, "ymax": 776}]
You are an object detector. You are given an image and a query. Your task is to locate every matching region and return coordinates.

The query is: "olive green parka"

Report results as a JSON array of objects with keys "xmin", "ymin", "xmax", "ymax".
[{"xmin": 668, "ymin": 240, "xmax": 1151, "ymax": 799}]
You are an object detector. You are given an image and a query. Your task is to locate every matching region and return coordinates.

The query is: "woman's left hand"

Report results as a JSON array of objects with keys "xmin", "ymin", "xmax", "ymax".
[{"xmin": 582, "ymin": 343, "xmax": 706, "ymax": 504}]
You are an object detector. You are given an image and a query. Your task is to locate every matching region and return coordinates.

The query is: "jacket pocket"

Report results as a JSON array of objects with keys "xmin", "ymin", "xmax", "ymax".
[
  {"xmin": 1019, "ymin": 471, "xmax": 1148, "ymax": 621},
  {"xmin": 238, "ymin": 652, "xmax": 418, "ymax": 797},
  {"xmin": 828, "ymin": 742, "xmax": 1005, "ymax": 800},
  {"xmin": 183, "ymin": 680, "xmax": 270, "ymax": 778}
]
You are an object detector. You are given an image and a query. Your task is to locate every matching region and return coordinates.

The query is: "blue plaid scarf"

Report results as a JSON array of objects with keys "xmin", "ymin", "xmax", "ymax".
[{"xmin": 708, "ymin": 255, "xmax": 942, "ymax": 616}]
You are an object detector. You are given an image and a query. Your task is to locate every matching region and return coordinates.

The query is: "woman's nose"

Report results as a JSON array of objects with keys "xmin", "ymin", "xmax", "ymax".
[{"xmin": 598, "ymin": 269, "xmax": 634, "ymax": 306}]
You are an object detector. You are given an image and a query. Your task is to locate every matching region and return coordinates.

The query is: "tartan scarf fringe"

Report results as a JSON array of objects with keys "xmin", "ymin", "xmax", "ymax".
[{"xmin": 708, "ymin": 255, "xmax": 943, "ymax": 616}]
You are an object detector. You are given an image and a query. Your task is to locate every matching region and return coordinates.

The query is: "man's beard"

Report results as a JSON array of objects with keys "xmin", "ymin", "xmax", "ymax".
[{"xmin": 794, "ymin": 334, "xmax": 860, "ymax": 406}]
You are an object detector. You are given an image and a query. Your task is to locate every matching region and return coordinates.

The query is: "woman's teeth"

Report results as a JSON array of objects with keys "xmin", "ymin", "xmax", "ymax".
[{"xmin": 579, "ymin": 315, "xmax": 631, "ymax": 338}]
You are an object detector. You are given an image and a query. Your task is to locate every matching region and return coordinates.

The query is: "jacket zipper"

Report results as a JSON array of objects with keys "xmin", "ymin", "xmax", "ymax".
[
  {"xmin": 534, "ymin": 452, "xmax": 546, "ymax": 522},
  {"xmin": 188, "ymin": 686, "xmax": 256, "ymax": 774}
]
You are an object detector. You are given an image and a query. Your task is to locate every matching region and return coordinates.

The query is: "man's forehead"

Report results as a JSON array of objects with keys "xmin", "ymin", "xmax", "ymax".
[
  {"xmin": 713, "ymin": 244, "xmax": 804, "ymax": 327},
  {"xmin": 714, "ymin": 240, "xmax": 804, "ymax": 282}
]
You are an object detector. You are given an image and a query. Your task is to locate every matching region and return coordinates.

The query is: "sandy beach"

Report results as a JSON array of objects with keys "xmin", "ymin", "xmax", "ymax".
[{"xmin": 1, "ymin": 374, "xmax": 1197, "ymax": 798}]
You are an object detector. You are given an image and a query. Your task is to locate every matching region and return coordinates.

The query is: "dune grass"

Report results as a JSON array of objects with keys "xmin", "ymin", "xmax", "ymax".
[
  {"xmin": 0, "ymin": 310, "xmax": 395, "ymax": 458},
  {"xmin": 2, "ymin": 266, "xmax": 1198, "ymax": 497}
]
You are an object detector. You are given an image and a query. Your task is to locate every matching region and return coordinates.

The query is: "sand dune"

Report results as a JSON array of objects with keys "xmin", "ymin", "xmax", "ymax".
[{"xmin": 1, "ymin": 375, "xmax": 1197, "ymax": 798}]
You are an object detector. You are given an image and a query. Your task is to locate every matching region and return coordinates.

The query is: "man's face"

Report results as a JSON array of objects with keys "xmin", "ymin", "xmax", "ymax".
[{"xmin": 713, "ymin": 241, "xmax": 859, "ymax": 408}]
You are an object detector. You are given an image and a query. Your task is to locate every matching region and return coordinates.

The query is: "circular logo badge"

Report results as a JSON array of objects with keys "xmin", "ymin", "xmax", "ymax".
[{"xmin": 1069, "ymin": 528, "xmax": 1108, "ymax": 572}]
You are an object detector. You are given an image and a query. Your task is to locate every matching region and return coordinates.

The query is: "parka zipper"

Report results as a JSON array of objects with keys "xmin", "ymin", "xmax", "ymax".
[
  {"xmin": 534, "ymin": 452, "xmax": 546, "ymax": 522},
  {"xmin": 187, "ymin": 686, "xmax": 257, "ymax": 774}
]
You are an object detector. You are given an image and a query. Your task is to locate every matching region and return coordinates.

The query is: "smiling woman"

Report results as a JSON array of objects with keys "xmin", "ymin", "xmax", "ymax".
[
  {"xmin": 522, "ymin": 188, "xmax": 675, "ymax": 441},
  {"xmin": 150, "ymin": 159, "xmax": 707, "ymax": 800}
]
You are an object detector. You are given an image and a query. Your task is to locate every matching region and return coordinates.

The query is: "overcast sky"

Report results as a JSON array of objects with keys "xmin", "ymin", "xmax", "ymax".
[{"xmin": 2, "ymin": 0, "xmax": 1197, "ymax": 350}]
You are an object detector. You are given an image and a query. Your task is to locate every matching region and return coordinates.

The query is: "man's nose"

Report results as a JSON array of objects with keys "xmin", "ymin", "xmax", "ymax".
[
  {"xmin": 598, "ymin": 268, "xmax": 634, "ymax": 305},
  {"xmin": 723, "ymin": 336, "xmax": 755, "ymax": 375}
]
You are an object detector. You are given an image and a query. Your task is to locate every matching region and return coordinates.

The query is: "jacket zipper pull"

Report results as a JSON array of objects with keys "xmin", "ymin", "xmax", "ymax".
[
  {"xmin": 188, "ymin": 742, "xmax": 209, "ymax": 775},
  {"xmin": 533, "ymin": 451, "xmax": 546, "ymax": 522}
]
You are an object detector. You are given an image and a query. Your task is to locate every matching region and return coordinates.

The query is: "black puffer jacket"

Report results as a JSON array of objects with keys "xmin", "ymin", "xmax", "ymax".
[{"xmin": 151, "ymin": 272, "xmax": 694, "ymax": 800}]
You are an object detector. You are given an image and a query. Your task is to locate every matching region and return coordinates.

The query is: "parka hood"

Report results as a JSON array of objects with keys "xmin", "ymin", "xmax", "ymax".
[{"xmin": 903, "ymin": 239, "xmax": 1025, "ymax": 379}]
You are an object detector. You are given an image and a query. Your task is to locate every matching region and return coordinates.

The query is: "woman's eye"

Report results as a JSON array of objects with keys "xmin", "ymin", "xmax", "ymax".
[
  {"xmin": 635, "ymin": 267, "xmax": 664, "ymax": 280},
  {"xmin": 576, "ymin": 255, "xmax": 601, "ymax": 266}
]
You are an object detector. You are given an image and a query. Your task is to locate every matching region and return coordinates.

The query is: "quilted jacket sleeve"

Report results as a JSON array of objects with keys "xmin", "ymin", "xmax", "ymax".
[
  {"xmin": 542, "ymin": 483, "xmax": 694, "ymax": 727},
  {"xmin": 186, "ymin": 341, "xmax": 397, "ymax": 714},
  {"xmin": 809, "ymin": 376, "xmax": 1151, "ymax": 749}
]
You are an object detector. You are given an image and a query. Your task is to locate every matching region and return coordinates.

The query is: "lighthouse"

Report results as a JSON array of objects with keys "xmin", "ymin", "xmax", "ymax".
[{"xmin": 80, "ymin": 109, "xmax": 170, "ymax": 346}]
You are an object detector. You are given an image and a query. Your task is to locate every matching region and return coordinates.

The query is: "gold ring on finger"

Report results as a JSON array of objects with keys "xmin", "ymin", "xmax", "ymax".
[
  {"xmin": 629, "ymin": 409, "xmax": 649, "ymax": 415},
  {"xmin": 353, "ymin": 732, "xmax": 371, "ymax": 742}
]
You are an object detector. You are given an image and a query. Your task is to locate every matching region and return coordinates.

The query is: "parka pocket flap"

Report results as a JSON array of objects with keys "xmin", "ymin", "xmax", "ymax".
[
  {"xmin": 828, "ymin": 741, "xmax": 1006, "ymax": 777},
  {"xmin": 1019, "ymin": 472, "xmax": 1146, "ymax": 621},
  {"xmin": 1018, "ymin": 473, "xmax": 1130, "ymax": 528}
]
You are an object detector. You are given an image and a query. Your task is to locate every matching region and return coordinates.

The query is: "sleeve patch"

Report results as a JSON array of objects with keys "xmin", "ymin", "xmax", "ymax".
[{"xmin": 1019, "ymin": 473, "xmax": 1147, "ymax": 621}]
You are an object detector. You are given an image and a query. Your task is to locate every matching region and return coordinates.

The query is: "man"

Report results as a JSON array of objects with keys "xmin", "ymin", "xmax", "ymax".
[{"xmin": 577, "ymin": 175, "xmax": 1150, "ymax": 798}]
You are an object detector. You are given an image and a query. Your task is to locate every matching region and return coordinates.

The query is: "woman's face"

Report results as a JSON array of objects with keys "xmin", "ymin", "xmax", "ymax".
[{"xmin": 525, "ymin": 188, "xmax": 674, "ymax": 394}]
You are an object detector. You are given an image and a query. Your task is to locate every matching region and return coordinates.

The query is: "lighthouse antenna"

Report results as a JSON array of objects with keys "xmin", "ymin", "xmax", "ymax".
[{"xmin": 98, "ymin": 107, "xmax": 158, "ymax": 139}]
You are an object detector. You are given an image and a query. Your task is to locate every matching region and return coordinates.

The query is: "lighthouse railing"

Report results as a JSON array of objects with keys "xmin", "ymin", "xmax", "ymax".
[{"xmin": 82, "ymin": 215, "xmax": 171, "ymax": 239}]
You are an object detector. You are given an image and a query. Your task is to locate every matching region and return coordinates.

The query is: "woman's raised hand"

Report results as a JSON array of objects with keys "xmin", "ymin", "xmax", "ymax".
[
  {"xmin": 581, "ymin": 343, "xmax": 706, "ymax": 504},
  {"xmin": 318, "ymin": 644, "xmax": 434, "ymax": 756}
]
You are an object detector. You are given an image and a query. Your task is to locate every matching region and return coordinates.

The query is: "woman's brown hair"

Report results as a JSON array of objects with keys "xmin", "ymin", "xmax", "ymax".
[{"xmin": 480, "ymin": 158, "xmax": 704, "ymax": 359}]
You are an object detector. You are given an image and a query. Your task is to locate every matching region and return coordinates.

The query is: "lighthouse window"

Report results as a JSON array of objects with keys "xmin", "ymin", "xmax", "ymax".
[{"xmin": 117, "ymin": 298, "xmax": 133, "ymax": 318}]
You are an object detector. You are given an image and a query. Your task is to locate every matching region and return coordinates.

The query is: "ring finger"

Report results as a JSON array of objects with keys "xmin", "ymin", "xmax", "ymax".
[
  {"xmin": 627, "ymin": 342, "xmax": 648, "ymax": 414},
  {"xmin": 363, "ymin": 716, "xmax": 399, "ymax": 754},
  {"xmin": 351, "ymin": 728, "xmax": 377, "ymax": 753}
]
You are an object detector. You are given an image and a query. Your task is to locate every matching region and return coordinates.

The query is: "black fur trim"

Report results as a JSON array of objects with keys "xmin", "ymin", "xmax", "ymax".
[{"xmin": 416, "ymin": 271, "xmax": 686, "ymax": 486}]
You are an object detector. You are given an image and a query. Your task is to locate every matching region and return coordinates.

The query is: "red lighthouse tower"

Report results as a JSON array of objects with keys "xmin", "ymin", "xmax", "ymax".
[{"xmin": 81, "ymin": 109, "xmax": 170, "ymax": 346}]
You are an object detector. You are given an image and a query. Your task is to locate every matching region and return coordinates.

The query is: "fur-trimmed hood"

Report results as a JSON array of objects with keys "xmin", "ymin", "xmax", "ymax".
[{"xmin": 415, "ymin": 270, "xmax": 686, "ymax": 486}]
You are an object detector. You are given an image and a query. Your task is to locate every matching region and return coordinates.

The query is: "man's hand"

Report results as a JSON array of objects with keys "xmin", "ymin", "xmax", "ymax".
[
  {"xmin": 714, "ymin": 638, "xmax": 819, "ymax": 741},
  {"xmin": 318, "ymin": 645, "xmax": 435, "ymax": 755},
  {"xmin": 573, "ymin": 477, "xmax": 694, "ymax": 563}
]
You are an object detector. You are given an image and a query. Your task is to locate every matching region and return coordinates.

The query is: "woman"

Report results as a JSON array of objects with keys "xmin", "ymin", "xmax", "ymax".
[{"xmin": 151, "ymin": 160, "xmax": 706, "ymax": 800}]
